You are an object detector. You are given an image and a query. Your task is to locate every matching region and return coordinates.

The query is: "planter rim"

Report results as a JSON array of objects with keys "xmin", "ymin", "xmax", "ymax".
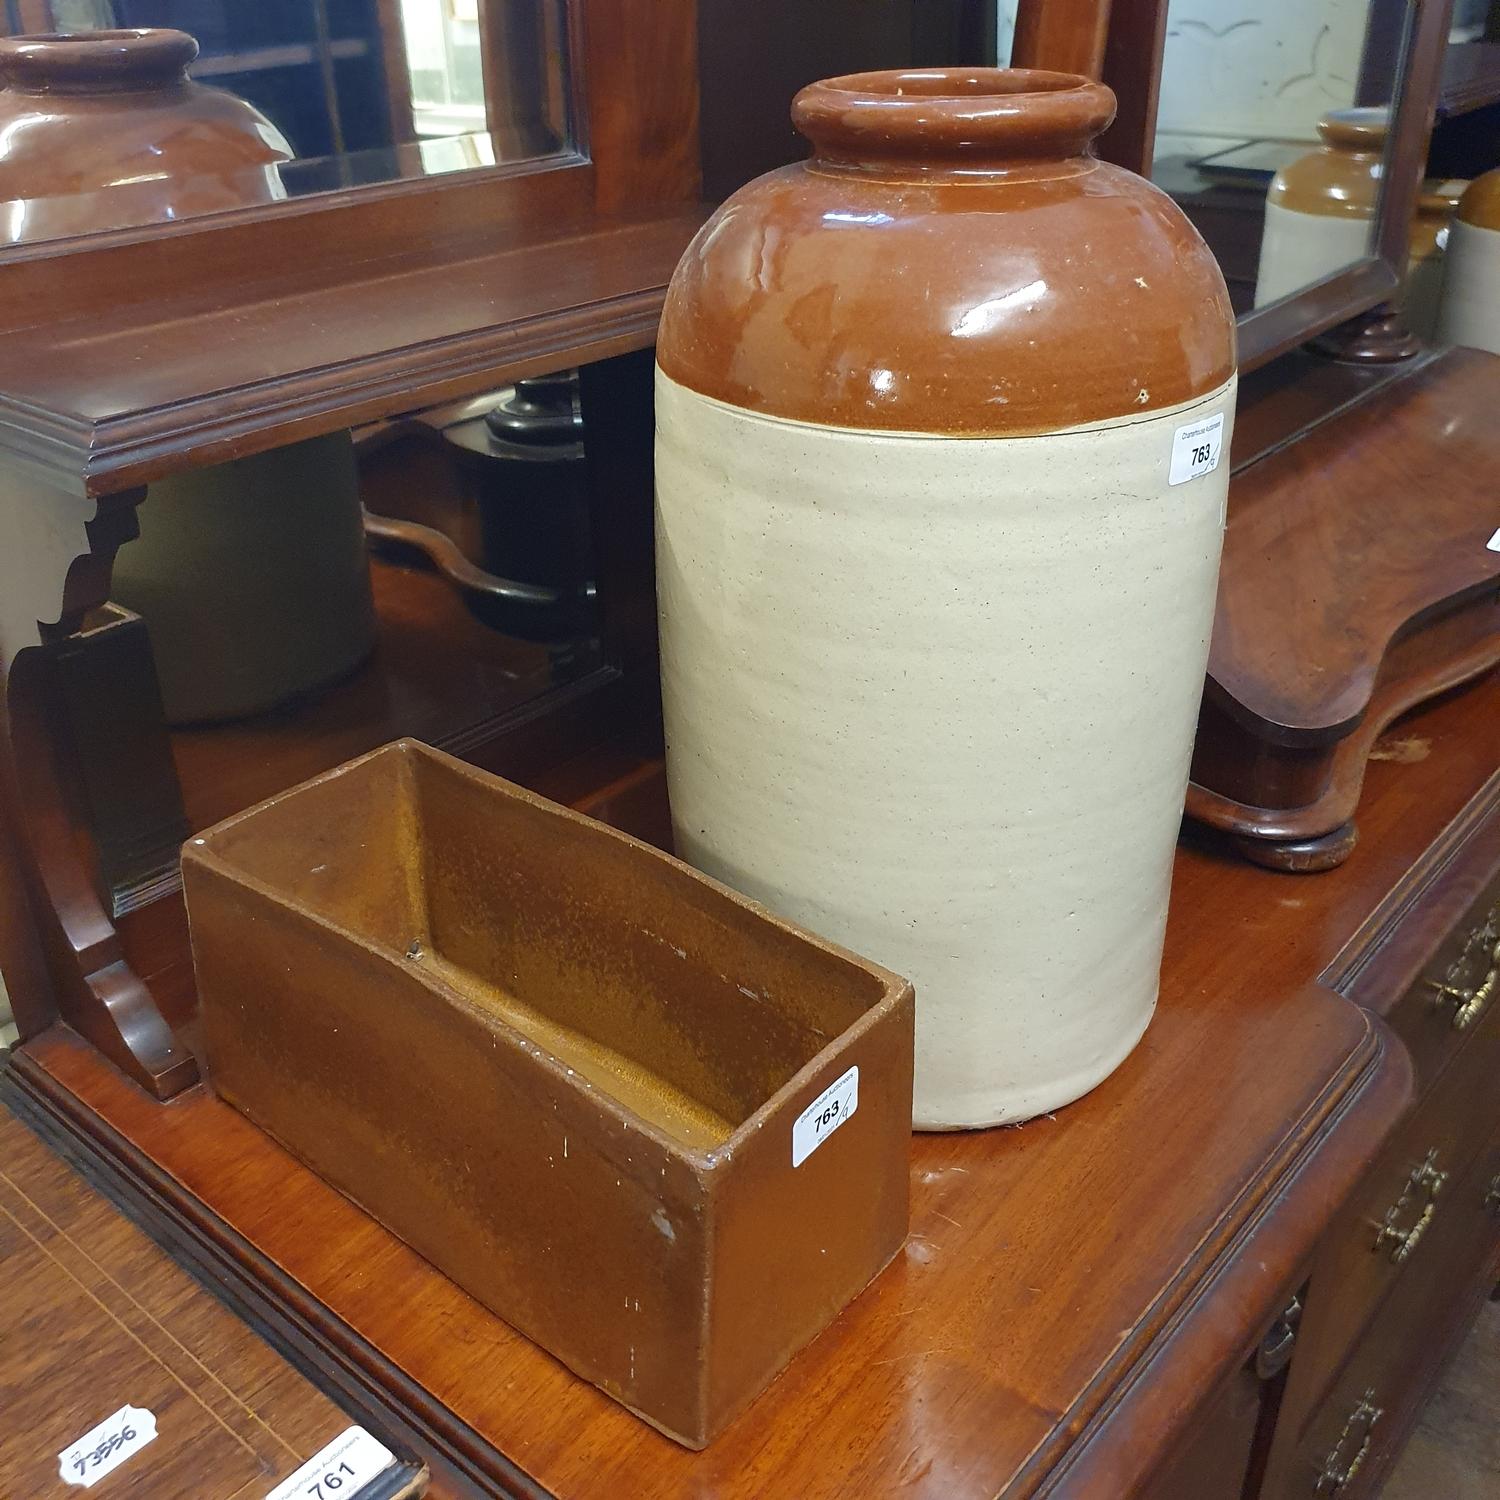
[{"xmin": 186, "ymin": 737, "xmax": 914, "ymax": 1169}]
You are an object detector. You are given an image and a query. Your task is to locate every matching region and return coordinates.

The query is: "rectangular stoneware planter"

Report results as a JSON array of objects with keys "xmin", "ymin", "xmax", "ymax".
[{"xmin": 182, "ymin": 739, "xmax": 914, "ymax": 1448}]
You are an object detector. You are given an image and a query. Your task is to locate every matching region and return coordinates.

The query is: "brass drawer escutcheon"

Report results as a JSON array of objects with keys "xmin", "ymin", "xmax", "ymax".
[
  {"xmin": 1372, "ymin": 1149, "xmax": 1447, "ymax": 1264},
  {"xmin": 1315, "ymin": 1390, "xmax": 1382, "ymax": 1495}
]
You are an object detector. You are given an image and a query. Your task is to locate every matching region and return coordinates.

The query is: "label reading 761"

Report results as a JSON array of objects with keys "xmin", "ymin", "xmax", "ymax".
[
  {"xmin": 264, "ymin": 1426, "xmax": 398, "ymax": 1500},
  {"xmin": 792, "ymin": 1066, "xmax": 859, "ymax": 1167}
]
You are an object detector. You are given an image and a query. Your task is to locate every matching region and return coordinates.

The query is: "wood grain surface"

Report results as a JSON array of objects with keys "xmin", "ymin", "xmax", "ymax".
[
  {"xmin": 13, "ymin": 667, "xmax": 1500, "ymax": 1497},
  {"xmin": 1208, "ymin": 350, "xmax": 1500, "ymax": 738},
  {"xmin": 1187, "ymin": 348, "xmax": 1500, "ymax": 858},
  {"xmin": 0, "ymin": 1102, "xmax": 381, "ymax": 1498}
]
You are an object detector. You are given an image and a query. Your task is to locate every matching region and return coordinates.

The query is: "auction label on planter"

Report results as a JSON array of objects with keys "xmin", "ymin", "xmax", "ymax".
[
  {"xmin": 793, "ymin": 1065, "xmax": 859, "ymax": 1167},
  {"xmin": 58, "ymin": 1404, "xmax": 157, "ymax": 1488},
  {"xmin": 1168, "ymin": 410, "xmax": 1225, "ymax": 486}
]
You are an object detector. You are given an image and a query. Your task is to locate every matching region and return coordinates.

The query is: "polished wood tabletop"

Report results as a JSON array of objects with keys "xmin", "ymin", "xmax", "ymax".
[
  {"xmin": 0, "ymin": 1102, "xmax": 360, "ymax": 1497},
  {"xmin": 12, "ymin": 670, "xmax": 1497, "ymax": 1498}
]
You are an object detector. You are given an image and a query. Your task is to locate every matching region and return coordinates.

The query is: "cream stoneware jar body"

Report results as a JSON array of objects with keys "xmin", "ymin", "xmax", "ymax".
[
  {"xmin": 1438, "ymin": 174, "xmax": 1500, "ymax": 355},
  {"xmin": 655, "ymin": 69, "xmax": 1237, "ymax": 1129}
]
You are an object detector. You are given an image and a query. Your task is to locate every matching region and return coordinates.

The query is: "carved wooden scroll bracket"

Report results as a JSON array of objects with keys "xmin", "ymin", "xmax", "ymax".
[{"xmin": 0, "ymin": 476, "xmax": 196, "ymax": 1098}]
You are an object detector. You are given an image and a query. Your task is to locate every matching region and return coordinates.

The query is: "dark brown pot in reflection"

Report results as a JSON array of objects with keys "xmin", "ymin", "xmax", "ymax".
[
  {"xmin": 655, "ymin": 69, "xmax": 1237, "ymax": 1129},
  {"xmin": 0, "ymin": 28, "xmax": 292, "ymax": 244}
]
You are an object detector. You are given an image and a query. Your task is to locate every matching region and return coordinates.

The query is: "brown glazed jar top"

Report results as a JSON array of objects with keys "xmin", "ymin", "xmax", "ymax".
[
  {"xmin": 657, "ymin": 68, "xmax": 1235, "ymax": 437},
  {"xmin": 1267, "ymin": 107, "xmax": 1387, "ymax": 219},
  {"xmin": 1458, "ymin": 168, "xmax": 1500, "ymax": 230},
  {"xmin": 0, "ymin": 27, "xmax": 199, "ymax": 92},
  {"xmin": 0, "ymin": 29, "xmax": 293, "ymax": 239}
]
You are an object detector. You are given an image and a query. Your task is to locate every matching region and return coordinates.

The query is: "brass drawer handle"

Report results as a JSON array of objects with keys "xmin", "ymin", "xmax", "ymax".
[
  {"xmin": 1485, "ymin": 1173, "xmax": 1500, "ymax": 1214},
  {"xmin": 1428, "ymin": 937, "xmax": 1500, "ymax": 1032},
  {"xmin": 1375, "ymin": 1201, "xmax": 1435, "ymax": 1263},
  {"xmin": 1316, "ymin": 1391, "xmax": 1382, "ymax": 1495},
  {"xmin": 1372, "ymin": 1148, "xmax": 1446, "ymax": 1264}
]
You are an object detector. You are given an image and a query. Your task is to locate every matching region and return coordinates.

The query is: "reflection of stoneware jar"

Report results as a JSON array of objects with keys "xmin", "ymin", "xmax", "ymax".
[
  {"xmin": 1255, "ymin": 108, "xmax": 1385, "ymax": 307},
  {"xmin": 0, "ymin": 32, "xmax": 370, "ymax": 725},
  {"xmin": 655, "ymin": 69, "xmax": 1237, "ymax": 1129},
  {"xmin": 112, "ymin": 435, "xmax": 376, "ymax": 724},
  {"xmin": 1406, "ymin": 184, "xmax": 1465, "ymax": 341},
  {"xmin": 0, "ymin": 28, "xmax": 292, "ymax": 244},
  {"xmin": 1438, "ymin": 172, "xmax": 1500, "ymax": 354}
]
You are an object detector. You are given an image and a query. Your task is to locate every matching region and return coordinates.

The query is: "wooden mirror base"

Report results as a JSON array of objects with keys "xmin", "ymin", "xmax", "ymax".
[
  {"xmin": 1311, "ymin": 302, "xmax": 1424, "ymax": 364},
  {"xmin": 1187, "ymin": 347, "xmax": 1500, "ymax": 871}
]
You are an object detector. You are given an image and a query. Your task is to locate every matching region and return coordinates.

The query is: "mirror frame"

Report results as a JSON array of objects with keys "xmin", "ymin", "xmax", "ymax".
[
  {"xmin": 0, "ymin": 0, "xmax": 698, "ymax": 267},
  {"xmin": 1015, "ymin": 0, "xmax": 1459, "ymax": 372}
]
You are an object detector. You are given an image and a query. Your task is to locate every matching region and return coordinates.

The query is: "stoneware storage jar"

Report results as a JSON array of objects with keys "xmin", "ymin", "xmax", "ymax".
[
  {"xmin": 1438, "ymin": 171, "xmax": 1500, "ymax": 355},
  {"xmin": 655, "ymin": 69, "xmax": 1237, "ymax": 1129},
  {"xmin": 111, "ymin": 434, "xmax": 376, "ymax": 724},
  {"xmin": 0, "ymin": 28, "xmax": 292, "ymax": 244},
  {"xmin": 1256, "ymin": 108, "xmax": 1386, "ymax": 307}
]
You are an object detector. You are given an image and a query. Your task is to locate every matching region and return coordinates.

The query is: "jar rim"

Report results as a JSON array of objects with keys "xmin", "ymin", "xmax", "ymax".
[
  {"xmin": 0, "ymin": 28, "xmax": 199, "ymax": 95},
  {"xmin": 1316, "ymin": 106, "xmax": 1389, "ymax": 152},
  {"xmin": 792, "ymin": 68, "xmax": 1118, "ymax": 170}
]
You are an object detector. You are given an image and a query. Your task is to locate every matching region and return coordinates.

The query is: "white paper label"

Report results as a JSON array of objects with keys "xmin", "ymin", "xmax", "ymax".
[
  {"xmin": 58, "ymin": 1404, "xmax": 157, "ymax": 1489},
  {"xmin": 1168, "ymin": 410, "xmax": 1226, "ymax": 486},
  {"xmin": 792, "ymin": 1065, "xmax": 859, "ymax": 1167},
  {"xmin": 264, "ymin": 1426, "xmax": 397, "ymax": 1500},
  {"xmin": 1487, "ymin": 527, "xmax": 1500, "ymax": 552}
]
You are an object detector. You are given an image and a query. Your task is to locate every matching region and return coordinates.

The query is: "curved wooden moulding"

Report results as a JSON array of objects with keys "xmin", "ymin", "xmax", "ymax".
[{"xmin": 1187, "ymin": 347, "xmax": 1500, "ymax": 871}]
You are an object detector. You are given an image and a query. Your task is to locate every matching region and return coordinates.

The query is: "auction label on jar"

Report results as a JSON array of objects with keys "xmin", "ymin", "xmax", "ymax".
[
  {"xmin": 1168, "ymin": 410, "xmax": 1225, "ymax": 486},
  {"xmin": 58, "ymin": 1404, "xmax": 157, "ymax": 1488},
  {"xmin": 793, "ymin": 1065, "xmax": 859, "ymax": 1167},
  {"xmin": 264, "ymin": 1426, "xmax": 397, "ymax": 1500}
]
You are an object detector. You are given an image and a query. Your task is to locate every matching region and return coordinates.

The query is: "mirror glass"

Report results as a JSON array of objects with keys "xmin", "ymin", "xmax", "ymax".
[
  {"xmin": 1148, "ymin": 0, "xmax": 1453, "ymax": 324},
  {"xmin": 0, "ymin": 0, "xmax": 572, "ymax": 247}
]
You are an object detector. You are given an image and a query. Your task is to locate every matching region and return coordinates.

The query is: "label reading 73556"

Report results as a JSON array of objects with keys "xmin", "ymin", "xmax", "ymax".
[
  {"xmin": 57, "ymin": 1405, "xmax": 157, "ymax": 1489},
  {"xmin": 792, "ymin": 1066, "xmax": 859, "ymax": 1167}
]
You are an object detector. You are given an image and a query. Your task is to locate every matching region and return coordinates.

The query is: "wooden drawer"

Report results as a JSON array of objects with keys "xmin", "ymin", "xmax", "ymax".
[
  {"xmin": 1273, "ymin": 991, "xmax": 1500, "ymax": 1432},
  {"xmin": 1265, "ymin": 1126, "xmax": 1500, "ymax": 1499},
  {"xmin": 1139, "ymin": 1360, "xmax": 1265, "ymax": 1500},
  {"xmin": 1333, "ymin": 775, "xmax": 1500, "ymax": 1091}
]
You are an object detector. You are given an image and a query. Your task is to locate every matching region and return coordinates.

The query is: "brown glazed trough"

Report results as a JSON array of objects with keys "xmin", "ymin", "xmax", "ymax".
[{"xmin": 182, "ymin": 740, "xmax": 914, "ymax": 1447}]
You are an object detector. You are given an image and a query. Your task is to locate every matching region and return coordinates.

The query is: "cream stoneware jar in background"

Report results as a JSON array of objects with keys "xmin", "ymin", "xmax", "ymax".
[
  {"xmin": 1438, "ymin": 172, "xmax": 1500, "ymax": 355},
  {"xmin": 655, "ymin": 69, "xmax": 1237, "ymax": 1128}
]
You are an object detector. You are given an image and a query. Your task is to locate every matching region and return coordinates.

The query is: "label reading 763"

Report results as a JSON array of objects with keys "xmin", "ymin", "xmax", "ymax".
[
  {"xmin": 792, "ymin": 1066, "xmax": 859, "ymax": 1167},
  {"xmin": 1168, "ymin": 410, "xmax": 1226, "ymax": 486}
]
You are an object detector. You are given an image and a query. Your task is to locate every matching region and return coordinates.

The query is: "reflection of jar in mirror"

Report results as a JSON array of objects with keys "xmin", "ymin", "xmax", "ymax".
[
  {"xmin": 1254, "ymin": 108, "xmax": 1387, "ymax": 309},
  {"xmin": 1406, "ymin": 184, "xmax": 1466, "ymax": 341},
  {"xmin": 1256, "ymin": 108, "xmax": 1463, "ymax": 339},
  {"xmin": 0, "ymin": 28, "xmax": 293, "ymax": 244},
  {"xmin": 1437, "ymin": 172, "xmax": 1500, "ymax": 355},
  {"xmin": 657, "ymin": 69, "xmax": 1237, "ymax": 1129}
]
